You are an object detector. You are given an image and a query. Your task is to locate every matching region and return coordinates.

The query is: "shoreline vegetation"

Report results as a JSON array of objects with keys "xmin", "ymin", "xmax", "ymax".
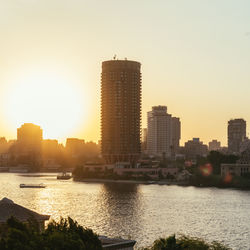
[
  {"xmin": 1, "ymin": 170, "xmax": 249, "ymax": 190},
  {"xmin": 73, "ymin": 176, "xmax": 250, "ymax": 190},
  {"xmin": 0, "ymin": 217, "xmax": 231, "ymax": 250},
  {"xmin": 71, "ymin": 151, "xmax": 250, "ymax": 190},
  {"xmin": 73, "ymin": 174, "xmax": 250, "ymax": 190},
  {"xmin": 73, "ymin": 177, "xmax": 186, "ymax": 185}
]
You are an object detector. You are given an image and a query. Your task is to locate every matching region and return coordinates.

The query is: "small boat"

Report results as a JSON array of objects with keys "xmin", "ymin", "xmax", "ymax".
[
  {"xmin": 20, "ymin": 183, "xmax": 46, "ymax": 188},
  {"xmin": 147, "ymin": 181, "xmax": 156, "ymax": 184},
  {"xmin": 57, "ymin": 172, "xmax": 71, "ymax": 180}
]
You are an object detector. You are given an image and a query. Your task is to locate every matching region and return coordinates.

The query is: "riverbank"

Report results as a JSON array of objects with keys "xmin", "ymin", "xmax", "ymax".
[
  {"xmin": 73, "ymin": 176, "xmax": 250, "ymax": 190},
  {"xmin": 73, "ymin": 177, "xmax": 189, "ymax": 186},
  {"xmin": 0, "ymin": 172, "xmax": 249, "ymax": 249}
]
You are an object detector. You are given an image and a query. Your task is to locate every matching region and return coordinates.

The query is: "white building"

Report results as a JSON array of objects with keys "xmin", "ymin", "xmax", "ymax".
[
  {"xmin": 221, "ymin": 163, "xmax": 250, "ymax": 177},
  {"xmin": 147, "ymin": 106, "xmax": 180, "ymax": 157}
]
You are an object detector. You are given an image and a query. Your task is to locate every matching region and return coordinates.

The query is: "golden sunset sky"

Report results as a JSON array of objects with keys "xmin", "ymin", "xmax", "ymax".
[{"xmin": 0, "ymin": 0, "xmax": 250, "ymax": 146}]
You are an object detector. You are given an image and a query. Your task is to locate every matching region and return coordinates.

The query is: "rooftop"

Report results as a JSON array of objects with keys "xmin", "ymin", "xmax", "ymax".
[
  {"xmin": 0, "ymin": 197, "xmax": 50, "ymax": 223},
  {"xmin": 99, "ymin": 236, "xmax": 136, "ymax": 250}
]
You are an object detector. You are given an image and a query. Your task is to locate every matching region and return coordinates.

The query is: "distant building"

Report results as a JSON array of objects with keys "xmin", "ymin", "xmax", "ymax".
[
  {"xmin": 171, "ymin": 117, "xmax": 181, "ymax": 155},
  {"xmin": 17, "ymin": 123, "xmax": 43, "ymax": 153},
  {"xmin": 42, "ymin": 159, "xmax": 62, "ymax": 172},
  {"xmin": 147, "ymin": 106, "xmax": 171, "ymax": 157},
  {"xmin": 142, "ymin": 128, "xmax": 147, "ymax": 143},
  {"xmin": 237, "ymin": 139, "xmax": 250, "ymax": 164},
  {"xmin": 219, "ymin": 146, "xmax": 228, "ymax": 154},
  {"xmin": 66, "ymin": 138, "xmax": 85, "ymax": 157},
  {"xmin": 0, "ymin": 153, "xmax": 10, "ymax": 168},
  {"xmin": 184, "ymin": 138, "xmax": 208, "ymax": 159},
  {"xmin": 0, "ymin": 137, "xmax": 10, "ymax": 154},
  {"xmin": 42, "ymin": 139, "xmax": 58, "ymax": 149},
  {"xmin": 114, "ymin": 166, "xmax": 179, "ymax": 180},
  {"xmin": 7, "ymin": 124, "xmax": 43, "ymax": 169},
  {"xmin": 208, "ymin": 140, "xmax": 221, "ymax": 151},
  {"xmin": 147, "ymin": 106, "xmax": 180, "ymax": 157},
  {"xmin": 228, "ymin": 119, "xmax": 246, "ymax": 155},
  {"xmin": 101, "ymin": 59, "xmax": 141, "ymax": 164},
  {"xmin": 42, "ymin": 139, "xmax": 59, "ymax": 158},
  {"xmin": 221, "ymin": 163, "xmax": 250, "ymax": 177},
  {"xmin": 141, "ymin": 128, "xmax": 147, "ymax": 152},
  {"xmin": 0, "ymin": 197, "xmax": 49, "ymax": 231}
]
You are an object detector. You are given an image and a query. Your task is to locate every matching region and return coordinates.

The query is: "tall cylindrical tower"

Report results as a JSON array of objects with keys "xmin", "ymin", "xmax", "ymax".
[{"xmin": 101, "ymin": 59, "xmax": 141, "ymax": 164}]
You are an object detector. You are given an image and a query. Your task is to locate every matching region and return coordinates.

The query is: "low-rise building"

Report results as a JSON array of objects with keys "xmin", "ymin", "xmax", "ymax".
[
  {"xmin": 100, "ymin": 236, "xmax": 136, "ymax": 250},
  {"xmin": 41, "ymin": 159, "xmax": 62, "ymax": 172},
  {"xmin": 208, "ymin": 140, "xmax": 221, "ymax": 151},
  {"xmin": 0, "ymin": 153, "xmax": 10, "ymax": 167},
  {"xmin": 184, "ymin": 138, "xmax": 208, "ymax": 159},
  {"xmin": 114, "ymin": 167, "xmax": 179, "ymax": 180},
  {"xmin": 0, "ymin": 197, "xmax": 50, "ymax": 231},
  {"xmin": 221, "ymin": 163, "xmax": 250, "ymax": 177}
]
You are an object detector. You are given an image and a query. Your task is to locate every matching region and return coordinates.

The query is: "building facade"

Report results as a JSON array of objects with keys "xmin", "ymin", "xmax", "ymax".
[
  {"xmin": 147, "ymin": 106, "xmax": 171, "ymax": 157},
  {"xmin": 17, "ymin": 123, "xmax": 42, "ymax": 144},
  {"xmin": 171, "ymin": 117, "xmax": 181, "ymax": 155},
  {"xmin": 208, "ymin": 140, "xmax": 221, "ymax": 151},
  {"xmin": 16, "ymin": 123, "xmax": 43, "ymax": 154},
  {"xmin": 184, "ymin": 138, "xmax": 208, "ymax": 159},
  {"xmin": 66, "ymin": 138, "xmax": 85, "ymax": 157},
  {"xmin": 221, "ymin": 163, "xmax": 250, "ymax": 177},
  {"xmin": 101, "ymin": 59, "xmax": 141, "ymax": 164},
  {"xmin": 228, "ymin": 119, "xmax": 246, "ymax": 154},
  {"xmin": 141, "ymin": 128, "xmax": 147, "ymax": 152},
  {"xmin": 147, "ymin": 106, "xmax": 180, "ymax": 157}
]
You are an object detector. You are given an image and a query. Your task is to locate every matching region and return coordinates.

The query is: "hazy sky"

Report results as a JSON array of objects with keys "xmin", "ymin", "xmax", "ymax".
[{"xmin": 0, "ymin": 0, "xmax": 250, "ymax": 145}]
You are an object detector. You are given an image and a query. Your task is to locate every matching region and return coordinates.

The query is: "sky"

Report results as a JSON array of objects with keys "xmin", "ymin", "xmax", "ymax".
[{"xmin": 0, "ymin": 0, "xmax": 250, "ymax": 146}]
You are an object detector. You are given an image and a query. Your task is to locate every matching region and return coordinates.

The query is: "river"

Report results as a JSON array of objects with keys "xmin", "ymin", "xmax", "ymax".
[{"xmin": 0, "ymin": 173, "xmax": 249, "ymax": 249}]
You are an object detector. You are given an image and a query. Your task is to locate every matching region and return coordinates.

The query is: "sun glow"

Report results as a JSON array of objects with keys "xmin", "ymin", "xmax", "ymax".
[{"xmin": 3, "ymin": 70, "xmax": 87, "ymax": 140}]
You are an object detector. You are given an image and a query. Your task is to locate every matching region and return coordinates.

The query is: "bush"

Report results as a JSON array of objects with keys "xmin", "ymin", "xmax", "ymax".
[
  {"xmin": 141, "ymin": 234, "xmax": 230, "ymax": 250},
  {"xmin": 0, "ymin": 217, "xmax": 102, "ymax": 250}
]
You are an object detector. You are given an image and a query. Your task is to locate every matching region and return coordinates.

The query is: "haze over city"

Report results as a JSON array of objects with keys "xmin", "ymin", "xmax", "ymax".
[
  {"xmin": 1, "ymin": 1, "xmax": 250, "ymax": 250},
  {"xmin": 1, "ymin": 0, "xmax": 250, "ymax": 145}
]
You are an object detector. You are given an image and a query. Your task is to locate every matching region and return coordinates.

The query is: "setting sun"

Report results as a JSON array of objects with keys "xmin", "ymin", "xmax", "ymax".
[{"xmin": 3, "ymin": 69, "xmax": 87, "ymax": 140}]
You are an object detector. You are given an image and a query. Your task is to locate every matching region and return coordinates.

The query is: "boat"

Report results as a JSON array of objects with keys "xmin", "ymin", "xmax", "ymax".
[
  {"xmin": 20, "ymin": 183, "xmax": 46, "ymax": 188},
  {"xmin": 147, "ymin": 181, "xmax": 156, "ymax": 184},
  {"xmin": 57, "ymin": 172, "xmax": 71, "ymax": 180}
]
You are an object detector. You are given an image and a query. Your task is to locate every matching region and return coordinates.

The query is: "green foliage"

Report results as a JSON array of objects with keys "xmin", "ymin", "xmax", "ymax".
[
  {"xmin": 141, "ymin": 234, "xmax": 231, "ymax": 250},
  {"xmin": 151, "ymin": 235, "xmax": 182, "ymax": 250},
  {"xmin": 187, "ymin": 151, "xmax": 243, "ymax": 188},
  {"xmin": 0, "ymin": 217, "xmax": 102, "ymax": 250},
  {"xmin": 44, "ymin": 217, "xmax": 102, "ymax": 250},
  {"xmin": 0, "ymin": 217, "xmax": 42, "ymax": 250},
  {"xmin": 207, "ymin": 151, "xmax": 239, "ymax": 175}
]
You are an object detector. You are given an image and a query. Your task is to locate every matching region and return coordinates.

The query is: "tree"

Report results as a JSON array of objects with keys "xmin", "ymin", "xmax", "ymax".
[
  {"xmin": 207, "ymin": 151, "xmax": 239, "ymax": 175},
  {"xmin": 141, "ymin": 234, "xmax": 230, "ymax": 250},
  {"xmin": 44, "ymin": 217, "xmax": 102, "ymax": 250},
  {"xmin": 0, "ymin": 217, "xmax": 102, "ymax": 250},
  {"xmin": 151, "ymin": 235, "xmax": 182, "ymax": 250}
]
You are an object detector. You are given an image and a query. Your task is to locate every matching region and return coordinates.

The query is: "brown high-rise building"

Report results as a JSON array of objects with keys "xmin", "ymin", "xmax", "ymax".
[
  {"xmin": 14, "ymin": 123, "xmax": 43, "ymax": 156},
  {"xmin": 101, "ymin": 59, "xmax": 141, "ymax": 164},
  {"xmin": 17, "ymin": 123, "xmax": 43, "ymax": 148},
  {"xmin": 228, "ymin": 119, "xmax": 246, "ymax": 154}
]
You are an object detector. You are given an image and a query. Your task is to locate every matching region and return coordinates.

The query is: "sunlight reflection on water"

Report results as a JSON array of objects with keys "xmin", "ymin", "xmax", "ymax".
[{"xmin": 0, "ymin": 173, "xmax": 250, "ymax": 249}]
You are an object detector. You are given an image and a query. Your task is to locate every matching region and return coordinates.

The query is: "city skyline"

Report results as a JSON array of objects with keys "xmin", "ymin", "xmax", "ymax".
[{"xmin": 0, "ymin": 0, "xmax": 250, "ymax": 145}]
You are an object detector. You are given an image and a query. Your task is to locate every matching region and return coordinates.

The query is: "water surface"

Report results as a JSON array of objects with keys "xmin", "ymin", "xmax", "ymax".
[{"xmin": 0, "ymin": 173, "xmax": 249, "ymax": 249}]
